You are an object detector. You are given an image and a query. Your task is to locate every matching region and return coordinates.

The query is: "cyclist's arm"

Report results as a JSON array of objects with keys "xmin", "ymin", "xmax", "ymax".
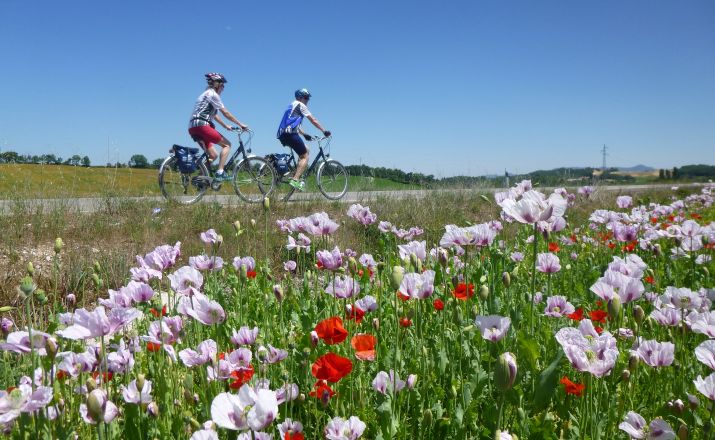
[
  {"xmin": 219, "ymin": 108, "xmax": 249, "ymax": 130},
  {"xmin": 213, "ymin": 114, "xmax": 232, "ymax": 130},
  {"xmin": 306, "ymin": 115, "xmax": 326, "ymax": 133}
]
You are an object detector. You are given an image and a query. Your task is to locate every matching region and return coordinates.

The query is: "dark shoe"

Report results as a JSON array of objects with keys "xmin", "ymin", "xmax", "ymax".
[{"xmin": 213, "ymin": 171, "xmax": 232, "ymax": 182}]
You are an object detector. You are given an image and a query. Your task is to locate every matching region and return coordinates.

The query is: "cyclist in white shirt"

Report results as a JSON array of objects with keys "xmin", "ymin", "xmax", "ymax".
[
  {"xmin": 188, "ymin": 73, "xmax": 249, "ymax": 181},
  {"xmin": 276, "ymin": 89, "xmax": 330, "ymax": 191}
]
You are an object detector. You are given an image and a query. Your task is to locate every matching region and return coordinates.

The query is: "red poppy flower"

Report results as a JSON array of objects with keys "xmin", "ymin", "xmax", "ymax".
[
  {"xmin": 309, "ymin": 380, "xmax": 336, "ymax": 401},
  {"xmin": 595, "ymin": 300, "xmax": 603, "ymax": 308},
  {"xmin": 351, "ymin": 334, "xmax": 376, "ymax": 361},
  {"xmin": 218, "ymin": 352, "xmax": 226, "ymax": 360},
  {"xmin": 644, "ymin": 276, "xmax": 655, "ymax": 285},
  {"xmin": 315, "ymin": 317, "xmax": 349, "ymax": 345},
  {"xmin": 433, "ymin": 299, "xmax": 444, "ymax": 311},
  {"xmin": 285, "ymin": 433, "xmax": 305, "ymax": 440},
  {"xmin": 150, "ymin": 305, "xmax": 167, "ymax": 318},
  {"xmin": 452, "ymin": 283, "xmax": 474, "ymax": 301},
  {"xmin": 621, "ymin": 241, "xmax": 637, "ymax": 252},
  {"xmin": 397, "ymin": 290, "xmax": 410, "ymax": 301},
  {"xmin": 650, "ymin": 217, "xmax": 658, "ymax": 225},
  {"xmin": 247, "ymin": 271, "xmax": 257, "ymax": 279},
  {"xmin": 589, "ymin": 309, "xmax": 608, "ymax": 324},
  {"xmin": 569, "ymin": 234, "xmax": 578, "ymax": 243},
  {"xmin": 146, "ymin": 342, "xmax": 162, "ymax": 352},
  {"xmin": 607, "ymin": 242, "xmax": 616, "ymax": 250},
  {"xmin": 400, "ymin": 317, "xmax": 412, "ymax": 327},
  {"xmin": 691, "ymin": 213, "xmax": 702, "ymax": 220},
  {"xmin": 548, "ymin": 242, "xmax": 560, "ymax": 253},
  {"xmin": 560, "ymin": 376, "xmax": 585, "ymax": 396},
  {"xmin": 661, "ymin": 223, "xmax": 671, "ymax": 230},
  {"xmin": 594, "ymin": 326, "xmax": 603, "ymax": 334},
  {"xmin": 229, "ymin": 365, "xmax": 255, "ymax": 389},
  {"xmin": 315, "ymin": 261, "xmax": 324, "ymax": 270},
  {"xmin": 346, "ymin": 306, "xmax": 365, "ymax": 324},
  {"xmin": 567, "ymin": 308, "xmax": 583, "ymax": 321},
  {"xmin": 92, "ymin": 371, "xmax": 114, "ymax": 382},
  {"xmin": 56, "ymin": 370, "xmax": 69, "ymax": 381},
  {"xmin": 311, "ymin": 352, "xmax": 353, "ymax": 383},
  {"xmin": 668, "ymin": 215, "xmax": 675, "ymax": 222}
]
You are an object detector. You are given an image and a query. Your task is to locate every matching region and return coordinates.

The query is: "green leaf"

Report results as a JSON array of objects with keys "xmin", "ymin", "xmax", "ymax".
[
  {"xmin": 532, "ymin": 351, "xmax": 563, "ymax": 413},
  {"xmin": 517, "ymin": 332, "xmax": 540, "ymax": 371},
  {"xmin": 438, "ymin": 347, "xmax": 448, "ymax": 374}
]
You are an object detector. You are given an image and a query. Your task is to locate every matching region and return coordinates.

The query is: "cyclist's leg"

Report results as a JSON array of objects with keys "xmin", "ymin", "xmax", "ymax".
[
  {"xmin": 189, "ymin": 126, "xmax": 222, "ymax": 170},
  {"xmin": 280, "ymin": 133, "xmax": 309, "ymax": 180},
  {"xmin": 215, "ymin": 135, "xmax": 232, "ymax": 173}
]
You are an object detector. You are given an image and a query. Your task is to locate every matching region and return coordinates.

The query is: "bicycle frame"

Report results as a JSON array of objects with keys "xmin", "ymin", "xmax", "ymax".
[
  {"xmin": 283, "ymin": 136, "xmax": 332, "ymax": 180},
  {"xmin": 193, "ymin": 130, "xmax": 255, "ymax": 175}
]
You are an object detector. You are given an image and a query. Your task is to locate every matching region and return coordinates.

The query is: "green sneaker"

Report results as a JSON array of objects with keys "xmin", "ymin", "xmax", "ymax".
[
  {"xmin": 289, "ymin": 178, "xmax": 305, "ymax": 192},
  {"xmin": 213, "ymin": 171, "xmax": 232, "ymax": 182}
]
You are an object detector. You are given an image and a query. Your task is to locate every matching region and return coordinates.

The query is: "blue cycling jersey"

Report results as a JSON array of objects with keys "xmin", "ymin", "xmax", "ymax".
[{"xmin": 276, "ymin": 101, "xmax": 311, "ymax": 137}]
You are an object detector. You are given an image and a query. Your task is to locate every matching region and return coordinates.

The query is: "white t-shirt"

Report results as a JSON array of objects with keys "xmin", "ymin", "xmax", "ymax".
[{"xmin": 189, "ymin": 89, "xmax": 225, "ymax": 128}]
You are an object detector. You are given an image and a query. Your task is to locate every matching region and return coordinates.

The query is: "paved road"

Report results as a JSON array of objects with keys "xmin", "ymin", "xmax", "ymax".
[{"xmin": 0, "ymin": 183, "xmax": 704, "ymax": 215}]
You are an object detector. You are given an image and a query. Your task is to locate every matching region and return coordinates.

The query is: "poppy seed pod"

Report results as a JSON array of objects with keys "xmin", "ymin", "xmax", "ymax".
[
  {"xmin": 495, "ymin": 352, "xmax": 517, "ymax": 390},
  {"xmin": 502, "ymin": 272, "xmax": 511, "ymax": 287},
  {"xmin": 54, "ymin": 237, "xmax": 64, "ymax": 254},
  {"xmin": 633, "ymin": 305, "xmax": 645, "ymax": 325},
  {"xmin": 26, "ymin": 262, "xmax": 34, "ymax": 276},
  {"xmin": 390, "ymin": 266, "xmax": 405, "ymax": 290}
]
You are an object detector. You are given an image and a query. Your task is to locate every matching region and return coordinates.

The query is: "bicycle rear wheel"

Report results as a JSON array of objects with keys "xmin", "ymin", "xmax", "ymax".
[
  {"xmin": 232, "ymin": 156, "xmax": 276, "ymax": 203},
  {"xmin": 158, "ymin": 156, "xmax": 210, "ymax": 204},
  {"xmin": 317, "ymin": 159, "xmax": 349, "ymax": 200}
]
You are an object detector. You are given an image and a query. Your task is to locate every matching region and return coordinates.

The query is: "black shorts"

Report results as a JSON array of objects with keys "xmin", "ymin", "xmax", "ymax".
[{"xmin": 278, "ymin": 133, "xmax": 307, "ymax": 156}]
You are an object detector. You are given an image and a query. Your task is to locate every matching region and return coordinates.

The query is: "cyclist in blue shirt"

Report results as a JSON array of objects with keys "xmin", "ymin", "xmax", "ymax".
[{"xmin": 276, "ymin": 89, "xmax": 331, "ymax": 191}]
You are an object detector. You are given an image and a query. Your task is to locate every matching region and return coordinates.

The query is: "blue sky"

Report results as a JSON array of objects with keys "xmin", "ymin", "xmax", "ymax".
[{"xmin": 0, "ymin": 0, "xmax": 713, "ymax": 177}]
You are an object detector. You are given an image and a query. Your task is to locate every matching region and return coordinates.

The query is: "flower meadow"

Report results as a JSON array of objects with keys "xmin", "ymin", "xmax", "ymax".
[{"xmin": 1, "ymin": 183, "xmax": 714, "ymax": 440}]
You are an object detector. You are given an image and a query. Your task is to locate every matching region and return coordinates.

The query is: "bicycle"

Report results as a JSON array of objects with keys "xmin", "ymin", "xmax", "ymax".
[
  {"xmin": 264, "ymin": 134, "xmax": 349, "ymax": 201},
  {"xmin": 158, "ymin": 129, "xmax": 275, "ymax": 205}
]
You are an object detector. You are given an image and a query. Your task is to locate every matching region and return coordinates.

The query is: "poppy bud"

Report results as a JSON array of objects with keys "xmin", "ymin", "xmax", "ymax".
[
  {"xmin": 54, "ymin": 237, "xmax": 64, "ymax": 254},
  {"xmin": 607, "ymin": 297, "xmax": 621, "ymax": 321},
  {"xmin": 19, "ymin": 276, "xmax": 36, "ymax": 297},
  {"xmin": 671, "ymin": 399, "xmax": 685, "ymax": 414},
  {"xmin": 273, "ymin": 285, "xmax": 284, "ymax": 303},
  {"xmin": 27, "ymin": 262, "xmax": 35, "ymax": 276},
  {"xmin": 479, "ymin": 285, "xmax": 489, "ymax": 300},
  {"xmin": 348, "ymin": 257, "xmax": 358, "ymax": 275},
  {"xmin": 437, "ymin": 248, "xmax": 449, "ymax": 268},
  {"xmin": 147, "ymin": 402, "xmax": 159, "ymax": 417},
  {"xmin": 93, "ymin": 261, "xmax": 102, "ymax": 273},
  {"xmin": 633, "ymin": 305, "xmax": 645, "ymax": 325},
  {"xmin": 86, "ymin": 377, "xmax": 98, "ymax": 392},
  {"xmin": 250, "ymin": 219, "xmax": 256, "ymax": 227},
  {"xmin": 183, "ymin": 373, "xmax": 194, "ymax": 392},
  {"xmin": 92, "ymin": 273, "xmax": 103, "ymax": 289},
  {"xmin": 495, "ymin": 352, "xmax": 517, "ymax": 390},
  {"xmin": 86, "ymin": 389, "xmax": 106, "ymax": 422},
  {"xmin": 479, "ymin": 275, "xmax": 487, "ymax": 284},
  {"xmin": 628, "ymin": 354, "xmax": 639, "ymax": 372},
  {"xmin": 262, "ymin": 197, "xmax": 270, "ymax": 211},
  {"xmin": 621, "ymin": 369, "xmax": 630, "ymax": 383},
  {"xmin": 390, "ymin": 266, "xmax": 405, "ymax": 290},
  {"xmin": 677, "ymin": 424, "xmax": 688, "ymax": 440},
  {"xmin": 46, "ymin": 338, "xmax": 58, "ymax": 359},
  {"xmin": 136, "ymin": 374, "xmax": 146, "ymax": 392},
  {"xmin": 372, "ymin": 318, "xmax": 380, "ymax": 331},
  {"xmin": 422, "ymin": 409, "xmax": 433, "ymax": 426},
  {"xmin": 502, "ymin": 272, "xmax": 511, "ymax": 287},
  {"xmin": 653, "ymin": 243, "xmax": 662, "ymax": 257},
  {"xmin": 239, "ymin": 265, "xmax": 248, "ymax": 281},
  {"xmin": 565, "ymin": 264, "xmax": 571, "ymax": 271},
  {"xmin": 36, "ymin": 289, "xmax": 47, "ymax": 305},
  {"xmin": 65, "ymin": 293, "xmax": 76, "ymax": 307},
  {"xmin": 310, "ymin": 331, "xmax": 319, "ymax": 347},
  {"xmin": 407, "ymin": 374, "xmax": 418, "ymax": 390},
  {"xmin": 688, "ymin": 393, "xmax": 699, "ymax": 410}
]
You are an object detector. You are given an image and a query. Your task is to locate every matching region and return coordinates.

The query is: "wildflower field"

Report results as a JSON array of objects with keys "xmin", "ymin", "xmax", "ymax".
[{"xmin": 1, "ymin": 183, "xmax": 714, "ymax": 440}]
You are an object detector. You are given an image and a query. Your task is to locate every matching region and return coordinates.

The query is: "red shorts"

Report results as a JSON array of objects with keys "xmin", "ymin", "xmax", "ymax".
[{"xmin": 189, "ymin": 125, "xmax": 223, "ymax": 150}]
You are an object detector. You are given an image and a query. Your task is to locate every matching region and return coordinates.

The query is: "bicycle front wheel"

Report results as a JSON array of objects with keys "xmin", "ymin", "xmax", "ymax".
[
  {"xmin": 158, "ymin": 156, "xmax": 210, "ymax": 204},
  {"xmin": 232, "ymin": 156, "xmax": 276, "ymax": 203},
  {"xmin": 317, "ymin": 159, "xmax": 349, "ymax": 200}
]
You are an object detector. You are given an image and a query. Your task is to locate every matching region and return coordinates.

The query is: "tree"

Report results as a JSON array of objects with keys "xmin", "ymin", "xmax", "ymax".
[
  {"xmin": 152, "ymin": 158, "xmax": 164, "ymax": 169},
  {"xmin": 658, "ymin": 169, "xmax": 665, "ymax": 180},
  {"xmin": 129, "ymin": 154, "xmax": 149, "ymax": 168},
  {"xmin": 81, "ymin": 156, "xmax": 91, "ymax": 167},
  {"xmin": 0, "ymin": 151, "xmax": 20, "ymax": 163},
  {"xmin": 672, "ymin": 167, "xmax": 680, "ymax": 180}
]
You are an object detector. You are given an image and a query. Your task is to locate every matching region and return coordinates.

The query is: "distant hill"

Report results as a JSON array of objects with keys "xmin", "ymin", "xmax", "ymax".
[{"xmin": 617, "ymin": 164, "xmax": 654, "ymax": 172}]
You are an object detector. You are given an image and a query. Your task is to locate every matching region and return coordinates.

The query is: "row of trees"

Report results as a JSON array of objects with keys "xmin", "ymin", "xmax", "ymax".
[
  {"xmin": 658, "ymin": 165, "xmax": 715, "ymax": 179},
  {"xmin": 0, "ymin": 151, "xmax": 91, "ymax": 167}
]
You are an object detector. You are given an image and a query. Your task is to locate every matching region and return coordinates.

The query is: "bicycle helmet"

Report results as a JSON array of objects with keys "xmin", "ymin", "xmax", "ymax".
[
  {"xmin": 205, "ymin": 73, "xmax": 227, "ymax": 84},
  {"xmin": 295, "ymin": 88, "xmax": 311, "ymax": 99}
]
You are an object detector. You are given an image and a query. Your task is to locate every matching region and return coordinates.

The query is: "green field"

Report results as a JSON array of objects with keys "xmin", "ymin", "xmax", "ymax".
[{"xmin": 0, "ymin": 164, "xmax": 420, "ymax": 199}]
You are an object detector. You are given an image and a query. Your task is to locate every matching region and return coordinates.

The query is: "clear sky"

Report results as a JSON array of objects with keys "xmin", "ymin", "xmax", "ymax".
[{"xmin": 1, "ymin": 0, "xmax": 713, "ymax": 177}]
